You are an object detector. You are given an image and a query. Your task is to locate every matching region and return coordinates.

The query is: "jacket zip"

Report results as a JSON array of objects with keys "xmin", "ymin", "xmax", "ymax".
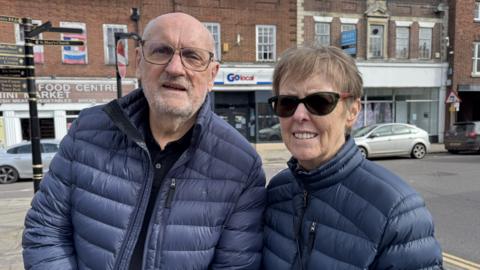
[
  {"xmin": 165, "ymin": 178, "xmax": 176, "ymax": 208},
  {"xmin": 295, "ymin": 190, "xmax": 310, "ymax": 270},
  {"xmin": 114, "ymin": 142, "xmax": 153, "ymax": 270},
  {"xmin": 307, "ymin": 221, "xmax": 317, "ymax": 253}
]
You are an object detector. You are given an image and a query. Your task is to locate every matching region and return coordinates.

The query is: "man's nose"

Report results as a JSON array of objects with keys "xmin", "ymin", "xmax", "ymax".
[{"xmin": 164, "ymin": 51, "xmax": 186, "ymax": 75}]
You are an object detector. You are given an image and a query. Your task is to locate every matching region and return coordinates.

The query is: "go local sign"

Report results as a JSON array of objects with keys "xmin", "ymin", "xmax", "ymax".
[{"xmin": 224, "ymin": 72, "xmax": 256, "ymax": 85}]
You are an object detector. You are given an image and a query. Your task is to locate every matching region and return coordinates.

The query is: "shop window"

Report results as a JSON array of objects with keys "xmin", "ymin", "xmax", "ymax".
[
  {"xmin": 103, "ymin": 24, "xmax": 128, "ymax": 65},
  {"xmin": 396, "ymin": 27, "xmax": 409, "ymax": 59},
  {"xmin": 21, "ymin": 118, "xmax": 55, "ymax": 140},
  {"xmin": 419, "ymin": 28, "xmax": 432, "ymax": 59},
  {"xmin": 256, "ymin": 25, "xmax": 276, "ymax": 62},
  {"xmin": 368, "ymin": 24, "xmax": 384, "ymax": 58},
  {"xmin": 66, "ymin": 110, "xmax": 80, "ymax": 129},
  {"xmin": 204, "ymin": 22, "xmax": 221, "ymax": 61},
  {"xmin": 473, "ymin": 43, "xmax": 480, "ymax": 75},
  {"xmin": 315, "ymin": 23, "xmax": 330, "ymax": 46}
]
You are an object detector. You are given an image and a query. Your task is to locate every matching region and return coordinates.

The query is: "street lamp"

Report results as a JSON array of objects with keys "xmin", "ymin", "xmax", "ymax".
[{"xmin": 114, "ymin": 32, "xmax": 140, "ymax": 99}]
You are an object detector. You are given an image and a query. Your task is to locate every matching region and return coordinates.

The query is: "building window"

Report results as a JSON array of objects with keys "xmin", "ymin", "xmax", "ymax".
[
  {"xmin": 341, "ymin": 24, "xmax": 356, "ymax": 32},
  {"xmin": 369, "ymin": 24, "xmax": 384, "ymax": 58},
  {"xmin": 204, "ymin": 23, "xmax": 221, "ymax": 61},
  {"xmin": 61, "ymin": 22, "xmax": 88, "ymax": 64},
  {"xmin": 473, "ymin": 43, "xmax": 480, "ymax": 75},
  {"xmin": 15, "ymin": 20, "xmax": 44, "ymax": 64},
  {"xmin": 396, "ymin": 27, "xmax": 409, "ymax": 58},
  {"xmin": 315, "ymin": 23, "xmax": 330, "ymax": 46},
  {"xmin": 103, "ymin": 24, "xmax": 127, "ymax": 65},
  {"xmin": 475, "ymin": 1, "xmax": 480, "ymax": 21},
  {"xmin": 256, "ymin": 25, "xmax": 276, "ymax": 62},
  {"xmin": 419, "ymin": 27, "xmax": 432, "ymax": 59}
]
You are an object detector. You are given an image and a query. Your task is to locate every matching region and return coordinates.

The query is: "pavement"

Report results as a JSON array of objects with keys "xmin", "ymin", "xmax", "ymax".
[{"xmin": 0, "ymin": 143, "xmax": 455, "ymax": 270}]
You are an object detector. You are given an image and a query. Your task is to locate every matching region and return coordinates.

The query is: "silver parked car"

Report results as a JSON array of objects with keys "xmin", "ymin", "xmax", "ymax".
[
  {"xmin": 352, "ymin": 123, "xmax": 431, "ymax": 159},
  {"xmin": 0, "ymin": 140, "xmax": 60, "ymax": 184}
]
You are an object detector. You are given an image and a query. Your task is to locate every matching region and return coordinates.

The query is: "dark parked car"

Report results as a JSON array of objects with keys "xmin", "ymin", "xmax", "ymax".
[{"xmin": 444, "ymin": 121, "xmax": 480, "ymax": 154}]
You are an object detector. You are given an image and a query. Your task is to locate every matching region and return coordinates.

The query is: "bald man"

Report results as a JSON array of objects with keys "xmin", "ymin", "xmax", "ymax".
[{"xmin": 22, "ymin": 13, "xmax": 266, "ymax": 270}]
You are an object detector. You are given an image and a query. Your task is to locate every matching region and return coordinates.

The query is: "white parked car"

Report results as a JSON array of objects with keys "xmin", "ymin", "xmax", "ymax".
[
  {"xmin": 352, "ymin": 123, "xmax": 431, "ymax": 159},
  {"xmin": 0, "ymin": 140, "xmax": 60, "ymax": 184}
]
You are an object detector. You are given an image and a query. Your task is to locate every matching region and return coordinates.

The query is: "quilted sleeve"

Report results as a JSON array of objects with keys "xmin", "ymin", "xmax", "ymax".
[
  {"xmin": 22, "ymin": 121, "xmax": 79, "ymax": 270},
  {"xmin": 372, "ymin": 193, "xmax": 443, "ymax": 269},
  {"xmin": 210, "ymin": 157, "xmax": 267, "ymax": 270}
]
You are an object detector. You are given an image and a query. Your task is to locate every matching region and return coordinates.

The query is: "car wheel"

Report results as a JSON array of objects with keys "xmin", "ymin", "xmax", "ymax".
[
  {"xmin": 0, "ymin": 165, "xmax": 19, "ymax": 184},
  {"xmin": 448, "ymin": 150, "xmax": 459, "ymax": 154},
  {"xmin": 358, "ymin": 146, "xmax": 368, "ymax": 159},
  {"xmin": 411, "ymin": 143, "xmax": 427, "ymax": 159}
]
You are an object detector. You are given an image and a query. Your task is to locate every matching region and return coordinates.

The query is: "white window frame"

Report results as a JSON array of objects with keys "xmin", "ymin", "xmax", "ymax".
[
  {"xmin": 419, "ymin": 27, "xmax": 432, "ymax": 59},
  {"xmin": 369, "ymin": 24, "xmax": 384, "ymax": 58},
  {"xmin": 341, "ymin": 24, "xmax": 356, "ymax": 32},
  {"xmin": 203, "ymin": 22, "xmax": 221, "ymax": 61},
  {"xmin": 103, "ymin": 24, "xmax": 128, "ymax": 65},
  {"xmin": 396, "ymin": 27, "xmax": 410, "ymax": 59},
  {"xmin": 315, "ymin": 22, "xmax": 331, "ymax": 46},
  {"xmin": 475, "ymin": 1, "xmax": 480, "ymax": 21},
  {"xmin": 472, "ymin": 43, "xmax": 480, "ymax": 76},
  {"xmin": 15, "ymin": 19, "xmax": 44, "ymax": 64},
  {"xmin": 60, "ymin": 21, "xmax": 88, "ymax": 64},
  {"xmin": 256, "ymin": 25, "xmax": 276, "ymax": 62}
]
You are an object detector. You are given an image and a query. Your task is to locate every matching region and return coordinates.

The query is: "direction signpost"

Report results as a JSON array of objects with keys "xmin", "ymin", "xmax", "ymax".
[{"xmin": 0, "ymin": 15, "xmax": 83, "ymax": 192}]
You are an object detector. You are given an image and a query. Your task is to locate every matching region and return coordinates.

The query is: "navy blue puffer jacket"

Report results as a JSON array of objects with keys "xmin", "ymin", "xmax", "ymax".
[
  {"xmin": 22, "ymin": 89, "xmax": 266, "ymax": 270},
  {"xmin": 263, "ymin": 138, "xmax": 442, "ymax": 269}
]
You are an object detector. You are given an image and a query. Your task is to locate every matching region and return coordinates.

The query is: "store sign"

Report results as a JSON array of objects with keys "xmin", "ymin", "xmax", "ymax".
[
  {"xmin": 0, "ymin": 81, "xmax": 135, "ymax": 104},
  {"xmin": 224, "ymin": 72, "xmax": 256, "ymax": 85}
]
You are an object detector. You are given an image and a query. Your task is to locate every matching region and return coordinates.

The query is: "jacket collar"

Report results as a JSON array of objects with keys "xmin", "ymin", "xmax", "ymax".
[
  {"xmin": 287, "ymin": 136, "xmax": 363, "ymax": 191},
  {"xmin": 110, "ymin": 88, "xmax": 212, "ymax": 149}
]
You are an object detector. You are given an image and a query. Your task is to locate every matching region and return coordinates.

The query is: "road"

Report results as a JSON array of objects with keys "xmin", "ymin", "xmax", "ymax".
[
  {"xmin": 374, "ymin": 153, "xmax": 480, "ymax": 266},
  {"xmin": 1, "ymin": 153, "xmax": 479, "ymax": 269}
]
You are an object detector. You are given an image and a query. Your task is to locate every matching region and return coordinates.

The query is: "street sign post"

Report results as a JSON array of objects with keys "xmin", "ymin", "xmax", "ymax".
[
  {"xmin": 114, "ymin": 32, "xmax": 140, "ymax": 99},
  {"xmin": 0, "ymin": 15, "xmax": 83, "ymax": 193}
]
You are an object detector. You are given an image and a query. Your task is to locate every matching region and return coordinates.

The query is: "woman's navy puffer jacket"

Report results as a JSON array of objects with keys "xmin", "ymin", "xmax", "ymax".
[{"xmin": 263, "ymin": 138, "xmax": 442, "ymax": 269}]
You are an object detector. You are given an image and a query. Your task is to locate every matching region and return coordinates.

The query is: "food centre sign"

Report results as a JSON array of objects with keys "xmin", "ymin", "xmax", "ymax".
[{"xmin": 0, "ymin": 81, "xmax": 136, "ymax": 104}]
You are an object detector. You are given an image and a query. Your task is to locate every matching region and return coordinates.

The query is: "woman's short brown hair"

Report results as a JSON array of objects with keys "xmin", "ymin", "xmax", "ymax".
[{"xmin": 272, "ymin": 45, "xmax": 363, "ymax": 99}]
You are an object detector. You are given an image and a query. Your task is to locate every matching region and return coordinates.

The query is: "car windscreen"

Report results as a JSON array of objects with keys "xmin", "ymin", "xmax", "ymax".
[
  {"xmin": 352, "ymin": 125, "xmax": 379, "ymax": 137},
  {"xmin": 451, "ymin": 123, "xmax": 475, "ymax": 133}
]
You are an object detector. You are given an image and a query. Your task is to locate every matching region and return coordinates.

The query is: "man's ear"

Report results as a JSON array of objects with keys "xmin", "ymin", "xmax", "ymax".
[
  {"xmin": 135, "ymin": 47, "xmax": 142, "ymax": 79},
  {"xmin": 346, "ymin": 98, "xmax": 361, "ymax": 127},
  {"xmin": 207, "ymin": 62, "xmax": 220, "ymax": 92}
]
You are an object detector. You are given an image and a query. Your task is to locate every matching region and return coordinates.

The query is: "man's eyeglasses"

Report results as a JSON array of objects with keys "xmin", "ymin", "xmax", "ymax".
[
  {"xmin": 140, "ymin": 40, "xmax": 214, "ymax": 72},
  {"xmin": 268, "ymin": 92, "xmax": 353, "ymax": 118}
]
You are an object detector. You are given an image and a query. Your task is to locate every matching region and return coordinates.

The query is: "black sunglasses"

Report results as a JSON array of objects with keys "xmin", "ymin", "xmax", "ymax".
[{"xmin": 268, "ymin": 92, "xmax": 352, "ymax": 117}]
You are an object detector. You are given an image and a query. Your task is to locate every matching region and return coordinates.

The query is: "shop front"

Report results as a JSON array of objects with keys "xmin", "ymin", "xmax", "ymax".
[{"xmin": 0, "ymin": 78, "xmax": 137, "ymax": 147}]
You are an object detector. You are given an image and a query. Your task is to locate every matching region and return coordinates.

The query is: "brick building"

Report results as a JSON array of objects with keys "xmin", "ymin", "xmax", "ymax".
[
  {"xmin": 298, "ymin": 0, "xmax": 449, "ymax": 142},
  {"xmin": 0, "ymin": 0, "xmax": 296, "ymax": 146},
  {"xmin": 447, "ymin": 0, "xmax": 480, "ymax": 124}
]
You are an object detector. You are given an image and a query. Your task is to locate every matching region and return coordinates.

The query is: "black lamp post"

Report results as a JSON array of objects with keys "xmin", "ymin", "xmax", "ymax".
[{"xmin": 114, "ymin": 32, "xmax": 140, "ymax": 99}]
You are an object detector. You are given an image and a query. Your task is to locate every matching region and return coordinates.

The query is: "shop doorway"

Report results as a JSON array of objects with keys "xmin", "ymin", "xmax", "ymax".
[
  {"xmin": 214, "ymin": 92, "xmax": 255, "ymax": 141},
  {"xmin": 21, "ymin": 118, "xmax": 55, "ymax": 140}
]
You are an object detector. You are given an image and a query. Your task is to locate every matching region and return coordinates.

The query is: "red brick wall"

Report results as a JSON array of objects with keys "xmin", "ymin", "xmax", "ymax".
[{"xmin": 0, "ymin": 0, "xmax": 296, "ymax": 78}]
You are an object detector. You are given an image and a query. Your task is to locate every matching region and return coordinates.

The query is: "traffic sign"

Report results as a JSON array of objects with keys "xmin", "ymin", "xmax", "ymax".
[
  {"xmin": 0, "ymin": 55, "xmax": 25, "ymax": 66},
  {"xmin": 0, "ymin": 68, "xmax": 28, "ymax": 77},
  {"xmin": 32, "ymin": 39, "xmax": 84, "ymax": 46},
  {"xmin": 0, "ymin": 15, "xmax": 21, "ymax": 24},
  {"xmin": 0, "ymin": 77, "xmax": 27, "ymax": 92},
  {"xmin": 446, "ymin": 91, "xmax": 461, "ymax": 103},
  {"xmin": 0, "ymin": 43, "xmax": 24, "ymax": 55},
  {"xmin": 116, "ymin": 39, "xmax": 127, "ymax": 78}
]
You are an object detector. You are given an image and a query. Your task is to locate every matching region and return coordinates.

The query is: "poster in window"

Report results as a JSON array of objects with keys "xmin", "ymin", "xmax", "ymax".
[{"xmin": 61, "ymin": 22, "xmax": 87, "ymax": 64}]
